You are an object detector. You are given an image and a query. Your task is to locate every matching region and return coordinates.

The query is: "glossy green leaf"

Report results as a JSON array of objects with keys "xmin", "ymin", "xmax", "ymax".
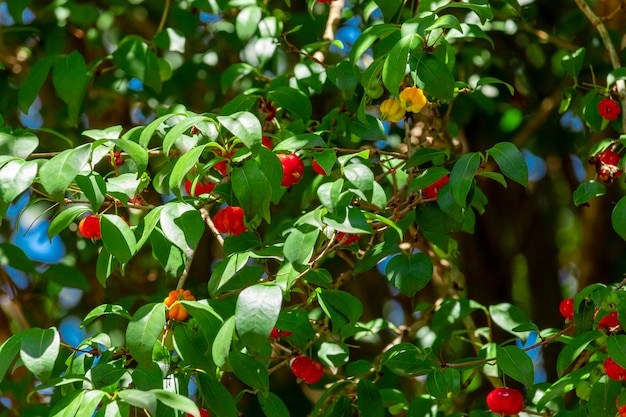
[
  {"xmin": 232, "ymin": 159, "xmax": 272, "ymax": 223},
  {"xmin": 487, "ymin": 142, "xmax": 528, "ymax": 187},
  {"xmin": 612, "ymin": 196, "xmax": 626, "ymax": 241},
  {"xmin": 425, "ymin": 14, "xmax": 462, "ymax": 34},
  {"xmin": 434, "ymin": 0, "xmax": 493, "ymax": 24},
  {"xmin": 154, "ymin": 28, "xmax": 186, "ymax": 53},
  {"xmin": 113, "ymin": 138, "xmax": 150, "ymax": 176},
  {"xmin": 344, "ymin": 163, "xmax": 374, "ymax": 201},
  {"xmin": 236, "ymin": 6, "xmax": 262, "ymax": 40},
  {"xmin": 229, "ymin": 350, "xmax": 270, "ymax": 393},
  {"xmin": 496, "ymin": 345, "xmax": 534, "ymax": 387},
  {"xmin": 96, "ymin": 247, "xmax": 118, "ymax": 287},
  {"xmin": 385, "ymin": 252, "xmax": 433, "ymax": 297},
  {"xmin": 212, "ymin": 316, "xmax": 236, "ymax": 368},
  {"xmin": 383, "ymin": 35, "xmax": 418, "ymax": 95},
  {"xmin": 449, "ymin": 152, "xmax": 480, "ymax": 207},
  {"xmin": 381, "ymin": 343, "xmax": 435, "ymax": 376},
  {"xmin": 39, "ymin": 144, "xmax": 91, "ymax": 201},
  {"xmin": 18, "ymin": 55, "xmax": 58, "ymax": 113},
  {"xmin": 373, "ymin": 0, "xmax": 402, "ymax": 22},
  {"xmin": 196, "ymin": 373, "xmax": 238, "ymax": 417},
  {"xmin": 554, "ymin": 331, "xmax": 602, "ymax": 378},
  {"xmin": 408, "ymin": 167, "xmax": 450, "ymax": 193},
  {"xmin": 0, "ymin": 131, "xmax": 39, "ymax": 159},
  {"xmin": 273, "ymin": 133, "xmax": 326, "ymax": 152},
  {"xmin": 82, "ymin": 304, "xmax": 132, "ymax": 327},
  {"xmin": 426, "ymin": 369, "xmax": 448, "ymax": 399},
  {"xmin": 405, "ymin": 148, "xmax": 448, "ymax": 168},
  {"xmin": 150, "ymin": 227, "xmax": 186, "ymax": 278},
  {"xmin": 101, "ymin": 214, "xmax": 137, "ymax": 264},
  {"xmin": 135, "ymin": 205, "xmax": 164, "ymax": 251},
  {"xmin": 153, "ymin": 390, "xmax": 200, "ymax": 417},
  {"xmin": 112, "ymin": 35, "xmax": 162, "ymax": 92},
  {"xmin": 489, "ymin": 303, "xmax": 531, "ymax": 337},
  {"xmin": 168, "ymin": 144, "xmax": 207, "ymax": 198},
  {"xmin": 0, "ymin": 159, "xmax": 37, "ymax": 217},
  {"xmin": 350, "ymin": 24, "xmax": 398, "ymax": 64},
  {"xmin": 52, "ymin": 51, "xmax": 89, "ymax": 125},
  {"xmin": 217, "ymin": 111, "xmax": 262, "ymax": 154},
  {"xmin": 357, "ymin": 379, "xmax": 384, "ymax": 417},
  {"xmin": 415, "ymin": 53, "xmax": 455, "ymax": 100},
  {"xmin": 75, "ymin": 172, "xmax": 106, "ymax": 214},
  {"xmin": 235, "ymin": 284, "xmax": 282, "ymax": 352},
  {"xmin": 20, "ymin": 327, "xmax": 60, "ymax": 383},
  {"xmin": 208, "ymin": 252, "xmax": 251, "ymax": 296},
  {"xmin": 41, "ymin": 264, "xmax": 90, "ymax": 291},
  {"xmin": 318, "ymin": 342, "xmax": 350, "ymax": 368},
  {"xmin": 268, "ymin": 86, "xmax": 312, "ymax": 123},
  {"xmin": 126, "ymin": 303, "xmax": 165, "ymax": 365},
  {"xmin": 159, "ymin": 202, "xmax": 205, "ymax": 254},
  {"xmin": 161, "ymin": 115, "xmax": 208, "ymax": 156},
  {"xmin": 317, "ymin": 289, "xmax": 363, "ymax": 333},
  {"xmin": 0, "ymin": 242, "xmax": 34, "ymax": 273},
  {"xmin": 587, "ymin": 380, "xmax": 620, "ymax": 417},
  {"xmin": 573, "ymin": 180, "xmax": 605, "ymax": 206},
  {"xmin": 327, "ymin": 61, "xmax": 360, "ymax": 98},
  {"xmin": 258, "ymin": 392, "xmax": 290, "ymax": 417},
  {"xmin": 0, "ymin": 334, "xmax": 23, "ymax": 383},
  {"xmin": 283, "ymin": 224, "xmax": 319, "ymax": 267}
]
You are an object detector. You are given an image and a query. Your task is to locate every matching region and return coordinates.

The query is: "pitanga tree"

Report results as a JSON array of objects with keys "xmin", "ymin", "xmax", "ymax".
[{"xmin": 1, "ymin": 0, "xmax": 626, "ymax": 416}]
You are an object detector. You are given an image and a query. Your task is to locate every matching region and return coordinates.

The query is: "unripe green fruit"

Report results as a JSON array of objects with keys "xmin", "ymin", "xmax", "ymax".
[
  {"xmin": 575, "ymin": 381, "xmax": 592, "ymax": 401},
  {"xmin": 365, "ymin": 82, "xmax": 384, "ymax": 99}
]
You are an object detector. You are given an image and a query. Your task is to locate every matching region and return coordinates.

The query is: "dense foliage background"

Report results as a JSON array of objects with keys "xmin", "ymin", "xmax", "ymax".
[{"xmin": 1, "ymin": 0, "xmax": 626, "ymax": 416}]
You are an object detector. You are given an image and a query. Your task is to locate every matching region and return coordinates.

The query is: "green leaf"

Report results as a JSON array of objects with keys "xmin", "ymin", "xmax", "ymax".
[
  {"xmin": 434, "ymin": 0, "xmax": 493, "ymax": 24},
  {"xmin": 588, "ymin": 380, "xmax": 620, "ymax": 417},
  {"xmin": 196, "ymin": 373, "xmax": 239, "ymax": 417},
  {"xmin": 153, "ymin": 390, "xmax": 200, "ymax": 417},
  {"xmin": 426, "ymin": 369, "xmax": 448, "ymax": 399},
  {"xmin": 162, "ymin": 115, "xmax": 208, "ymax": 157},
  {"xmin": 52, "ymin": 51, "xmax": 89, "ymax": 125},
  {"xmin": 0, "ymin": 160, "xmax": 37, "ymax": 217},
  {"xmin": 126, "ymin": 303, "xmax": 165, "ymax": 365},
  {"xmin": 0, "ymin": 334, "xmax": 23, "ymax": 382},
  {"xmin": 350, "ymin": 24, "xmax": 398, "ymax": 64},
  {"xmin": 268, "ymin": 86, "xmax": 312, "ymax": 123},
  {"xmin": 101, "ymin": 214, "xmax": 137, "ymax": 264},
  {"xmin": 150, "ymin": 227, "xmax": 186, "ymax": 278},
  {"xmin": 573, "ymin": 180, "xmax": 605, "ymax": 206},
  {"xmin": 383, "ymin": 35, "xmax": 418, "ymax": 95},
  {"xmin": 556, "ymin": 331, "xmax": 603, "ymax": 377},
  {"xmin": 476, "ymin": 77, "xmax": 514, "ymax": 95},
  {"xmin": 153, "ymin": 28, "xmax": 186, "ymax": 53},
  {"xmin": 135, "ymin": 205, "xmax": 164, "ymax": 251},
  {"xmin": 229, "ymin": 350, "xmax": 270, "ymax": 393},
  {"xmin": 385, "ymin": 252, "xmax": 433, "ymax": 297},
  {"xmin": 75, "ymin": 172, "xmax": 106, "ymax": 214},
  {"xmin": 258, "ymin": 392, "xmax": 290, "ymax": 417},
  {"xmin": 607, "ymin": 67, "xmax": 626, "ymax": 87},
  {"xmin": 236, "ymin": 5, "xmax": 262, "ymax": 40},
  {"xmin": 496, "ymin": 345, "xmax": 534, "ymax": 387},
  {"xmin": 39, "ymin": 144, "xmax": 91, "ymax": 201},
  {"xmin": 236, "ymin": 284, "xmax": 282, "ymax": 352},
  {"xmin": 357, "ymin": 379, "xmax": 384, "ymax": 417},
  {"xmin": 273, "ymin": 133, "xmax": 327, "ymax": 152},
  {"xmin": 381, "ymin": 343, "xmax": 435, "ymax": 376},
  {"xmin": 217, "ymin": 111, "xmax": 262, "ymax": 154},
  {"xmin": 489, "ymin": 303, "xmax": 531, "ymax": 338},
  {"xmin": 612, "ymin": 196, "xmax": 626, "ymax": 241},
  {"xmin": 112, "ymin": 35, "xmax": 162, "ymax": 92},
  {"xmin": 169, "ymin": 144, "xmax": 207, "ymax": 198},
  {"xmin": 41, "ymin": 264, "xmax": 90, "ymax": 291},
  {"xmin": 318, "ymin": 289, "xmax": 363, "ymax": 333},
  {"xmin": 415, "ymin": 53, "xmax": 455, "ymax": 100},
  {"xmin": 212, "ymin": 316, "xmax": 236, "ymax": 368},
  {"xmin": 0, "ymin": 132, "xmax": 39, "ymax": 159},
  {"xmin": 373, "ymin": 0, "xmax": 402, "ymax": 21},
  {"xmin": 18, "ymin": 55, "xmax": 58, "ymax": 113},
  {"xmin": 159, "ymin": 202, "xmax": 205, "ymax": 255},
  {"xmin": 113, "ymin": 138, "xmax": 150, "ymax": 176},
  {"xmin": 327, "ymin": 61, "xmax": 360, "ymax": 98},
  {"xmin": 96, "ymin": 247, "xmax": 118, "ymax": 287},
  {"xmin": 449, "ymin": 152, "xmax": 480, "ymax": 208},
  {"xmin": 487, "ymin": 142, "xmax": 528, "ymax": 187},
  {"xmin": 83, "ymin": 126, "xmax": 123, "ymax": 141},
  {"xmin": 232, "ymin": 159, "xmax": 272, "ymax": 223},
  {"xmin": 20, "ymin": 327, "xmax": 60, "ymax": 383},
  {"xmin": 425, "ymin": 14, "xmax": 462, "ymax": 34},
  {"xmin": 49, "ymin": 206, "xmax": 92, "ymax": 238},
  {"xmin": 0, "ymin": 242, "xmax": 35, "ymax": 273},
  {"xmin": 405, "ymin": 148, "xmax": 448, "ymax": 169},
  {"xmin": 408, "ymin": 167, "xmax": 450, "ymax": 193},
  {"xmin": 344, "ymin": 163, "xmax": 375, "ymax": 201},
  {"xmin": 82, "ymin": 304, "xmax": 132, "ymax": 327},
  {"xmin": 208, "ymin": 252, "xmax": 251, "ymax": 296},
  {"xmin": 283, "ymin": 224, "xmax": 320, "ymax": 267},
  {"xmin": 608, "ymin": 335, "xmax": 626, "ymax": 369}
]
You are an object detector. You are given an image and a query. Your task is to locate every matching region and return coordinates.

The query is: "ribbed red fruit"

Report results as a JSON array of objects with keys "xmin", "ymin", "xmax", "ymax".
[
  {"xmin": 291, "ymin": 356, "xmax": 324, "ymax": 384},
  {"xmin": 184, "ymin": 179, "xmax": 215, "ymax": 196},
  {"xmin": 79, "ymin": 215, "xmax": 101, "ymax": 240},
  {"xmin": 213, "ymin": 206, "xmax": 247, "ymax": 236},
  {"xmin": 604, "ymin": 357, "xmax": 626, "ymax": 381},
  {"xmin": 277, "ymin": 154, "xmax": 304, "ymax": 187},
  {"xmin": 486, "ymin": 387, "xmax": 524, "ymax": 416},
  {"xmin": 559, "ymin": 298, "xmax": 574, "ymax": 321}
]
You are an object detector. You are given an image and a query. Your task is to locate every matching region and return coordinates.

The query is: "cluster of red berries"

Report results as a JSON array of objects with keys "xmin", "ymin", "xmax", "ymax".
[
  {"xmin": 213, "ymin": 206, "xmax": 247, "ymax": 236},
  {"xmin": 78, "ymin": 214, "xmax": 102, "ymax": 240},
  {"xmin": 277, "ymin": 154, "xmax": 305, "ymax": 187},
  {"xmin": 486, "ymin": 387, "xmax": 524, "ymax": 416},
  {"xmin": 598, "ymin": 98, "xmax": 621, "ymax": 121},
  {"xmin": 291, "ymin": 356, "xmax": 324, "ymax": 384},
  {"xmin": 589, "ymin": 146, "xmax": 623, "ymax": 183}
]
